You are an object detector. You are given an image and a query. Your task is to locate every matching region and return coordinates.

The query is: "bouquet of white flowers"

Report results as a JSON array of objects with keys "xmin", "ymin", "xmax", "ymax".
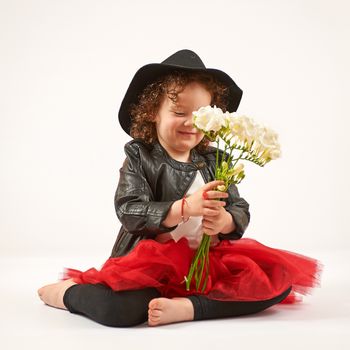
[{"xmin": 184, "ymin": 105, "xmax": 281, "ymax": 292}]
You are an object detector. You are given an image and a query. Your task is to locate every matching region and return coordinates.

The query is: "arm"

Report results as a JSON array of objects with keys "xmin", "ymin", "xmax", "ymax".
[
  {"xmin": 114, "ymin": 142, "xmax": 179, "ymax": 236},
  {"xmin": 160, "ymin": 199, "xmax": 183, "ymax": 228},
  {"xmin": 217, "ymin": 182, "xmax": 250, "ymax": 241}
]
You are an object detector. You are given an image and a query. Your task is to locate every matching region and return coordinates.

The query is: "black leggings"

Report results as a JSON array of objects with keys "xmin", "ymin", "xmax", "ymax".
[{"xmin": 63, "ymin": 283, "xmax": 292, "ymax": 327}]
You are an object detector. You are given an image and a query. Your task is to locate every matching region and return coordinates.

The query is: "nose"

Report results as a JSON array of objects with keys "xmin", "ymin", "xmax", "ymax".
[{"xmin": 184, "ymin": 114, "xmax": 195, "ymax": 127}]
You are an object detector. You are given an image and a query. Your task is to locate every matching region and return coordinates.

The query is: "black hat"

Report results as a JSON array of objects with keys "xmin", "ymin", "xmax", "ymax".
[{"xmin": 118, "ymin": 49, "xmax": 243, "ymax": 136}]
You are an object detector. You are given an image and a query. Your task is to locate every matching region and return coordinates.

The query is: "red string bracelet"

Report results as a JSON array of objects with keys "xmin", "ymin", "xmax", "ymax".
[{"xmin": 181, "ymin": 194, "xmax": 190, "ymax": 223}]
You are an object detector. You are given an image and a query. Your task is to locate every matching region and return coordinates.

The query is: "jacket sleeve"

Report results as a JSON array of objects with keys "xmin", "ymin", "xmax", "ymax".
[
  {"xmin": 218, "ymin": 180, "xmax": 250, "ymax": 241},
  {"xmin": 114, "ymin": 142, "xmax": 179, "ymax": 237}
]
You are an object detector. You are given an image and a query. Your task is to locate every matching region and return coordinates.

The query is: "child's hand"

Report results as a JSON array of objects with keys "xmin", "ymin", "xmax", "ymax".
[
  {"xmin": 185, "ymin": 180, "xmax": 228, "ymax": 218},
  {"xmin": 202, "ymin": 206, "xmax": 232, "ymax": 236}
]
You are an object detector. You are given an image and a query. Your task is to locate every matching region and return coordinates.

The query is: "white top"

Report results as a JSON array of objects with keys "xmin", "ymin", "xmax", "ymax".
[{"xmin": 154, "ymin": 170, "xmax": 220, "ymax": 249}]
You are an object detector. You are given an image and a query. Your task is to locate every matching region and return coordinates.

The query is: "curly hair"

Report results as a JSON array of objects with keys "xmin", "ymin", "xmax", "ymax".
[{"xmin": 129, "ymin": 69, "xmax": 230, "ymax": 153}]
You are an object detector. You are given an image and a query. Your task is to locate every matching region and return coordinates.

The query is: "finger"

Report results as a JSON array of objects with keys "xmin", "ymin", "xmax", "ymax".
[
  {"xmin": 202, "ymin": 228, "xmax": 216, "ymax": 236},
  {"xmin": 202, "ymin": 216, "xmax": 216, "ymax": 225},
  {"xmin": 205, "ymin": 191, "xmax": 229, "ymax": 200},
  {"xmin": 202, "ymin": 220, "xmax": 210, "ymax": 228},
  {"xmin": 203, "ymin": 180, "xmax": 225, "ymax": 191},
  {"xmin": 204, "ymin": 200, "xmax": 226, "ymax": 208},
  {"xmin": 203, "ymin": 208, "xmax": 221, "ymax": 216},
  {"xmin": 203, "ymin": 217, "xmax": 218, "ymax": 225}
]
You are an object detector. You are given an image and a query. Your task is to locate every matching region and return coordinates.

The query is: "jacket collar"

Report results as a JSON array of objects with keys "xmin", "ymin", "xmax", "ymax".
[{"xmin": 153, "ymin": 140, "xmax": 207, "ymax": 171}]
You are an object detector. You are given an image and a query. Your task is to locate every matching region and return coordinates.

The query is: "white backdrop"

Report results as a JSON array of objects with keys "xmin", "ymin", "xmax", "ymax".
[{"xmin": 1, "ymin": 0, "xmax": 349, "ymax": 260}]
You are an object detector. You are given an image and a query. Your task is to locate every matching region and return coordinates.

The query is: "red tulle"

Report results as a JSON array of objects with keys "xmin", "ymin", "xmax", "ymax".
[{"xmin": 62, "ymin": 237, "xmax": 323, "ymax": 304}]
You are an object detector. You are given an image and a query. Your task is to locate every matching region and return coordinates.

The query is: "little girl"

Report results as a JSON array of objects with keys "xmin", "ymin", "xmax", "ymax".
[{"xmin": 38, "ymin": 49, "xmax": 322, "ymax": 327}]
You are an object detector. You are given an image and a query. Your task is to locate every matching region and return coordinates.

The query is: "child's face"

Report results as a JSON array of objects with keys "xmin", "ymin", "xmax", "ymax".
[{"xmin": 155, "ymin": 81, "xmax": 211, "ymax": 162}]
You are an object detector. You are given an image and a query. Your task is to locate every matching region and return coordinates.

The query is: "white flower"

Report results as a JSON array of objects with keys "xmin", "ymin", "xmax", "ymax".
[
  {"xmin": 225, "ymin": 114, "xmax": 256, "ymax": 144},
  {"xmin": 258, "ymin": 125, "xmax": 279, "ymax": 149},
  {"xmin": 261, "ymin": 145, "xmax": 282, "ymax": 160},
  {"xmin": 269, "ymin": 148, "xmax": 281, "ymax": 160},
  {"xmin": 241, "ymin": 116, "xmax": 259, "ymax": 145},
  {"xmin": 232, "ymin": 163, "xmax": 244, "ymax": 175},
  {"xmin": 193, "ymin": 106, "xmax": 281, "ymax": 164},
  {"xmin": 252, "ymin": 124, "xmax": 281, "ymax": 161},
  {"xmin": 193, "ymin": 105, "xmax": 226, "ymax": 133}
]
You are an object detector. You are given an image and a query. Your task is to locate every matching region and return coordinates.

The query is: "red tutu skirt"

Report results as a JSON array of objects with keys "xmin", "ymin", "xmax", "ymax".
[{"xmin": 62, "ymin": 237, "xmax": 323, "ymax": 304}]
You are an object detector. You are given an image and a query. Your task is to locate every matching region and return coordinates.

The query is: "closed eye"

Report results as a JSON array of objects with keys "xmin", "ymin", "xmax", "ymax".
[{"xmin": 174, "ymin": 112, "xmax": 185, "ymax": 116}]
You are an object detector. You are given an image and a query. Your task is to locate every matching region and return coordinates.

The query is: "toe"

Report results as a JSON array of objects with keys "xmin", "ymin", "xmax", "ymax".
[
  {"xmin": 148, "ymin": 317, "xmax": 160, "ymax": 327},
  {"xmin": 149, "ymin": 309, "xmax": 162, "ymax": 317},
  {"xmin": 148, "ymin": 298, "xmax": 162, "ymax": 310},
  {"xmin": 37, "ymin": 286, "xmax": 46, "ymax": 296}
]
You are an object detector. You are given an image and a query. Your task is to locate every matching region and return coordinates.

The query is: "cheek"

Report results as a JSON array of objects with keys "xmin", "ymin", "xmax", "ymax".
[
  {"xmin": 196, "ymin": 134, "xmax": 204, "ymax": 143},
  {"xmin": 159, "ymin": 120, "xmax": 177, "ymax": 137},
  {"xmin": 168, "ymin": 120, "xmax": 180, "ymax": 130}
]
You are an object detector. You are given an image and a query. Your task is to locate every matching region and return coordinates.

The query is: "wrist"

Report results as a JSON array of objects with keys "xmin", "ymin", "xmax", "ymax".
[
  {"xmin": 181, "ymin": 195, "xmax": 190, "ymax": 223},
  {"xmin": 220, "ymin": 211, "xmax": 236, "ymax": 234},
  {"xmin": 161, "ymin": 199, "xmax": 183, "ymax": 228}
]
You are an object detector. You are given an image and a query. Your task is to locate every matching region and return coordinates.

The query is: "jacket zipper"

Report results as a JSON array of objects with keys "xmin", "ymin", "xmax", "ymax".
[{"xmin": 182, "ymin": 167, "xmax": 209, "ymax": 196}]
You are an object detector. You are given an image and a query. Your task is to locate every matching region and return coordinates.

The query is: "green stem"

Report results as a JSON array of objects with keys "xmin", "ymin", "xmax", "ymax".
[
  {"xmin": 201, "ymin": 237, "xmax": 211, "ymax": 292},
  {"xmin": 186, "ymin": 233, "xmax": 209, "ymax": 291},
  {"xmin": 196, "ymin": 254, "xmax": 206, "ymax": 290},
  {"xmin": 185, "ymin": 233, "xmax": 212, "ymax": 292},
  {"xmin": 186, "ymin": 245, "xmax": 203, "ymax": 290},
  {"xmin": 231, "ymin": 149, "xmax": 245, "ymax": 169},
  {"xmin": 215, "ymin": 138, "xmax": 219, "ymax": 179},
  {"xmin": 195, "ymin": 234, "xmax": 210, "ymax": 291},
  {"xmin": 220, "ymin": 142, "xmax": 230, "ymax": 172}
]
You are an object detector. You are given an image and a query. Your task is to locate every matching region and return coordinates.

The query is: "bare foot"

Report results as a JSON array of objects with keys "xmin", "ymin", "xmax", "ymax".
[
  {"xmin": 37, "ymin": 278, "xmax": 77, "ymax": 310},
  {"xmin": 148, "ymin": 297, "xmax": 194, "ymax": 326}
]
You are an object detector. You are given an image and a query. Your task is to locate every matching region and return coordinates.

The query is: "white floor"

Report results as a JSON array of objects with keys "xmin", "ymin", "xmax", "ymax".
[{"xmin": 1, "ymin": 249, "xmax": 349, "ymax": 350}]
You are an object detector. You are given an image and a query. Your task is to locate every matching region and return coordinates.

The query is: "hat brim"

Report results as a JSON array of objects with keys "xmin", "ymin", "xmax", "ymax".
[{"xmin": 118, "ymin": 63, "xmax": 243, "ymax": 136}]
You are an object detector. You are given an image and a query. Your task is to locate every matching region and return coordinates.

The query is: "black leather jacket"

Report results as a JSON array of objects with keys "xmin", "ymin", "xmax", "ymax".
[{"xmin": 110, "ymin": 139, "xmax": 250, "ymax": 258}]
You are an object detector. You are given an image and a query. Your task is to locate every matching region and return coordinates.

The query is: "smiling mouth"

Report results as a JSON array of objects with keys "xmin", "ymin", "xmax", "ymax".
[{"xmin": 179, "ymin": 131, "xmax": 196, "ymax": 135}]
